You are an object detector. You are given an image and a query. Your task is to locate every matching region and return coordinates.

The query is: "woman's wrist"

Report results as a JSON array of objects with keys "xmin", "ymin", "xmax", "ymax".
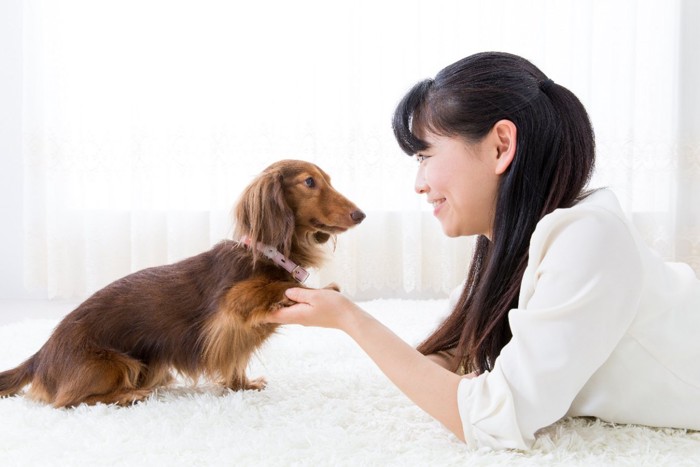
[{"xmin": 338, "ymin": 301, "xmax": 373, "ymax": 336}]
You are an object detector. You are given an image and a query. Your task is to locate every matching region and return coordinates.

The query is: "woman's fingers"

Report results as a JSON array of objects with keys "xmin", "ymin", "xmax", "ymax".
[
  {"xmin": 267, "ymin": 302, "xmax": 308, "ymax": 324},
  {"xmin": 266, "ymin": 287, "xmax": 318, "ymax": 325},
  {"xmin": 284, "ymin": 287, "xmax": 311, "ymax": 304}
]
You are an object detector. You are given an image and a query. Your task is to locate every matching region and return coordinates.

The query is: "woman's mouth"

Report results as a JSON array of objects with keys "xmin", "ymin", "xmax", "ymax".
[{"xmin": 430, "ymin": 198, "xmax": 446, "ymax": 216}]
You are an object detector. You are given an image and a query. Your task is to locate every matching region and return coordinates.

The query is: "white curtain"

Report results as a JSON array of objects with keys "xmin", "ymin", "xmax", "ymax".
[{"xmin": 22, "ymin": 0, "xmax": 700, "ymax": 300}]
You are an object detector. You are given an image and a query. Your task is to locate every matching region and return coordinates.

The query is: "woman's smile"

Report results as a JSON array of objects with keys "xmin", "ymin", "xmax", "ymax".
[{"xmin": 430, "ymin": 198, "xmax": 446, "ymax": 216}]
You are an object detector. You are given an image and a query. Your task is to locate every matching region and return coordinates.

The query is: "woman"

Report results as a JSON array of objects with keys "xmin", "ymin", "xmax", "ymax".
[{"xmin": 267, "ymin": 52, "xmax": 700, "ymax": 450}]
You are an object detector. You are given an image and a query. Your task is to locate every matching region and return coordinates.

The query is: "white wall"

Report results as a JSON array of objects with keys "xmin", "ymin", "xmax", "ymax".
[{"xmin": 0, "ymin": 0, "xmax": 39, "ymax": 299}]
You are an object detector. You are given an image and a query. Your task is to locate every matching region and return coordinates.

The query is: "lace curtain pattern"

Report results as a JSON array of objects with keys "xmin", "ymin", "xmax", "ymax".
[{"xmin": 22, "ymin": 0, "xmax": 700, "ymax": 299}]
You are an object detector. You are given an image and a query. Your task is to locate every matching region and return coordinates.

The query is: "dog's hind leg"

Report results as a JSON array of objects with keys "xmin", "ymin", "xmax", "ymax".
[
  {"xmin": 74, "ymin": 388, "xmax": 153, "ymax": 407},
  {"xmin": 137, "ymin": 364, "xmax": 174, "ymax": 391},
  {"xmin": 50, "ymin": 349, "xmax": 148, "ymax": 408}
]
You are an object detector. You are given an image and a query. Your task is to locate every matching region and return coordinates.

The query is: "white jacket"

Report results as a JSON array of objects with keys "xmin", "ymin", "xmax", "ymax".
[{"xmin": 456, "ymin": 189, "xmax": 700, "ymax": 449}]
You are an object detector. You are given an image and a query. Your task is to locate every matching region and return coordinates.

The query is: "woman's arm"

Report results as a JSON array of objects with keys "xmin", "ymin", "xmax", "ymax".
[{"xmin": 267, "ymin": 287, "xmax": 468, "ymax": 442}]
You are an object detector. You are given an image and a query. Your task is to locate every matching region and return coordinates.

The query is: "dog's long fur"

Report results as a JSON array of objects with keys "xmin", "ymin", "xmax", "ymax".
[{"xmin": 0, "ymin": 160, "xmax": 364, "ymax": 407}]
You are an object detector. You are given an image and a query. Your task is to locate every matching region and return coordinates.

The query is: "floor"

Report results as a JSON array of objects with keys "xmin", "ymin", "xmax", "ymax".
[{"xmin": 0, "ymin": 300, "xmax": 79, "ymax": 325}]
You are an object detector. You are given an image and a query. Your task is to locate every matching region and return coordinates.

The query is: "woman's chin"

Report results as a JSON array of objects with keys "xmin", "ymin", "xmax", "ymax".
[
  {"xmin": 440, "ymin": 224, "xmax": 461, "ymax": 238},
  {"xmin": 439, "ymin": 222, "xmax": 480, "ymax": 238}
]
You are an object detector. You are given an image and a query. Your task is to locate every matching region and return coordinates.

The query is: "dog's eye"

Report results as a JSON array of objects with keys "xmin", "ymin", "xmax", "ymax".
[{"xmin": 304, "ymin": 177, "xmax": 316, "ymax": 188}]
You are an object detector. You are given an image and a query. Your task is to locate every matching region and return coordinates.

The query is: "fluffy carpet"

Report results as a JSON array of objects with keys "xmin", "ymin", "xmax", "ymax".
[{"xmin": 1, "ymin": 299, "xmax": 699, "ymax": 466}]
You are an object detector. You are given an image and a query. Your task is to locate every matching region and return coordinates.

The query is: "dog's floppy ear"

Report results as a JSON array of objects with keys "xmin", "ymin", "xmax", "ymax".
[{"xmin": 233, "ymin": 170, "xmax": 295, "ymax": 260}]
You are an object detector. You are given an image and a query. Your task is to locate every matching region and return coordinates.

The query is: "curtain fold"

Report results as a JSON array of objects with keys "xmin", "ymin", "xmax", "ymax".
[{"xmin": 22, "ymin": 0, "xmax": 699, "ymax": 299}]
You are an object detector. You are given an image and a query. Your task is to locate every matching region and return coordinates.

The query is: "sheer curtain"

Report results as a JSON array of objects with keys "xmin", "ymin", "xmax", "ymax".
[{"xmin": 22, "ymin": 0, "xmax": 699, "ymax": 300}]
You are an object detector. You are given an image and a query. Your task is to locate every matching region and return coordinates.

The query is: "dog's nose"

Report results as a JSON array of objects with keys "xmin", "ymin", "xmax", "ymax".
[{"xmin": 351, "ymin": 210, "xmax": 366, "ymax": 224}]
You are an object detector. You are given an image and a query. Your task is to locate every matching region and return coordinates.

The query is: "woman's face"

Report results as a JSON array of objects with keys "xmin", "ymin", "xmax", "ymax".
[{"xmin": 414, "ymin": 131, "xmax": 501, "ymax": 238}]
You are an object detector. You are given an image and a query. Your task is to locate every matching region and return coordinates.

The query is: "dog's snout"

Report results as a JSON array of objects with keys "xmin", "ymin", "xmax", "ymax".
[{"xmin": 351, "ymin": 210, "xmax": 366, "ymax": 224}]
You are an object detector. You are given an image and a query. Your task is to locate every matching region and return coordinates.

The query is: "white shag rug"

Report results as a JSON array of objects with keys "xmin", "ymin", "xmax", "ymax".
[{"xmin": 1, "ymin": 299, "xmax": 699, "ymax": 467}]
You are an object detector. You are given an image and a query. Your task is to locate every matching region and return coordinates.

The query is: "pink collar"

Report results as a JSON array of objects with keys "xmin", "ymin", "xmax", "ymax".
[{"xmin": 239, "ymin": 236, "xmax": 310, "ymax": 283}]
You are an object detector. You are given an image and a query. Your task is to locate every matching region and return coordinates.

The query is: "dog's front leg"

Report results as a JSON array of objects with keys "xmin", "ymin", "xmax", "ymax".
[
  {"xmin": 207, "ymin": 277, "xmax": 302, "ymax": 391},
  {"xmin": 221, "ymin": 277, "xmax": 302, "ymax": 326}
]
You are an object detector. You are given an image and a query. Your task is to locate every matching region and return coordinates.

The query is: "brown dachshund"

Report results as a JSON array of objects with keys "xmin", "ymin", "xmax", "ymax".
[{"xmin": 0, "ymin": 160, "xmax": 365, "ymax": 407}]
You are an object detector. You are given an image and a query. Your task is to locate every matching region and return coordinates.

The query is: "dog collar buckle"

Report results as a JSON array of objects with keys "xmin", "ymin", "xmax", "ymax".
[{"xmin": 290, "ymin": 265, "xmax": 310, "ymax": 283}]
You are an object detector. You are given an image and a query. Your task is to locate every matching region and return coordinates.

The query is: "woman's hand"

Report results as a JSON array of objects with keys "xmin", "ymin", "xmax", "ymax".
[{"xmin": 266, "ymin": 287, "xmax": 363, "ymax": 331}]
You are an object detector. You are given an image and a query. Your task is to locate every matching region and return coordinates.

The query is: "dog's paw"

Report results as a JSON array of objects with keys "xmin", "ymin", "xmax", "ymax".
[
  {"xmin": 323, "ymin": 282, "xmax": 341, "ymax": 292},
  {"xmin": 225, "ymin": 376, "xmax": 267, "ymax": 391},
  {"xmin": 245, "ymin": 377, "xmax": 267, "ymax": 391}
]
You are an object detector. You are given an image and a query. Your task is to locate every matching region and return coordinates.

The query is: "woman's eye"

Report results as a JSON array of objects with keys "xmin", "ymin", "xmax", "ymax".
[
  {"xmin": 416, "ymin": 154, "xmax": 429, "ymax": 164},
  {"xmin": 304, "ymin": 177, "xmax": 316, "ymax": 188}
]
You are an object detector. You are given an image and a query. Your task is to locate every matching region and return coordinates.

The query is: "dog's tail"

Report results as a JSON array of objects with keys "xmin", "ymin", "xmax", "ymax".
[{"xmin": 0, "ymin": 355, "xmax": 36, "ymax": 397}]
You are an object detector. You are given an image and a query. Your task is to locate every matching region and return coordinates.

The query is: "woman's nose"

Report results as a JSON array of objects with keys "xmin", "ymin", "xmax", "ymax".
[{"xmin": 415, "ymin": 167, "xmax": 429, "ymax": 194}]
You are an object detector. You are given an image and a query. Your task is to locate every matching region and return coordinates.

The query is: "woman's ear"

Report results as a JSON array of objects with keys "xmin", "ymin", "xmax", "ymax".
[{"xmin": 492, "ymin": 119, "xmax": 517, "ymax": 175}]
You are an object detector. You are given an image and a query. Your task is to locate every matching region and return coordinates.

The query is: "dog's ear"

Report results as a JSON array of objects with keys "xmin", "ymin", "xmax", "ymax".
[{"xmin": 233, "ymin": 170, "xmax": 295, "ymax": 260}]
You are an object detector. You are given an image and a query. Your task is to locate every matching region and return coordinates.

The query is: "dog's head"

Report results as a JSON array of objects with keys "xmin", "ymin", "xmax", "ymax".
[{"xmin": 233, "ymin": 160, "xmax": 365, "ymax": 266}]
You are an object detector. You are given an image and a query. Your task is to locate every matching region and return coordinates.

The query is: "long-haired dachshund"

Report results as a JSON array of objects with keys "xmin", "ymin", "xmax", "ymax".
[{"xmin": 0, "ymin": 159, "xmax": 365, "ymax": 407}]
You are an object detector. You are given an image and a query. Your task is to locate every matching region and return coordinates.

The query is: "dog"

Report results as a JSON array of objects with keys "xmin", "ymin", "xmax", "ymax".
[{"xmin": 0, "ymin": 159, "xmax": 365, "ymax": 407}]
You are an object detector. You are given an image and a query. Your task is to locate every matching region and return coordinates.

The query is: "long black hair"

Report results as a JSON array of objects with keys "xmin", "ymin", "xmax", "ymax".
[{"xmin": 392, "ymin": 52, "xmax": 595, "ymax": 373}]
